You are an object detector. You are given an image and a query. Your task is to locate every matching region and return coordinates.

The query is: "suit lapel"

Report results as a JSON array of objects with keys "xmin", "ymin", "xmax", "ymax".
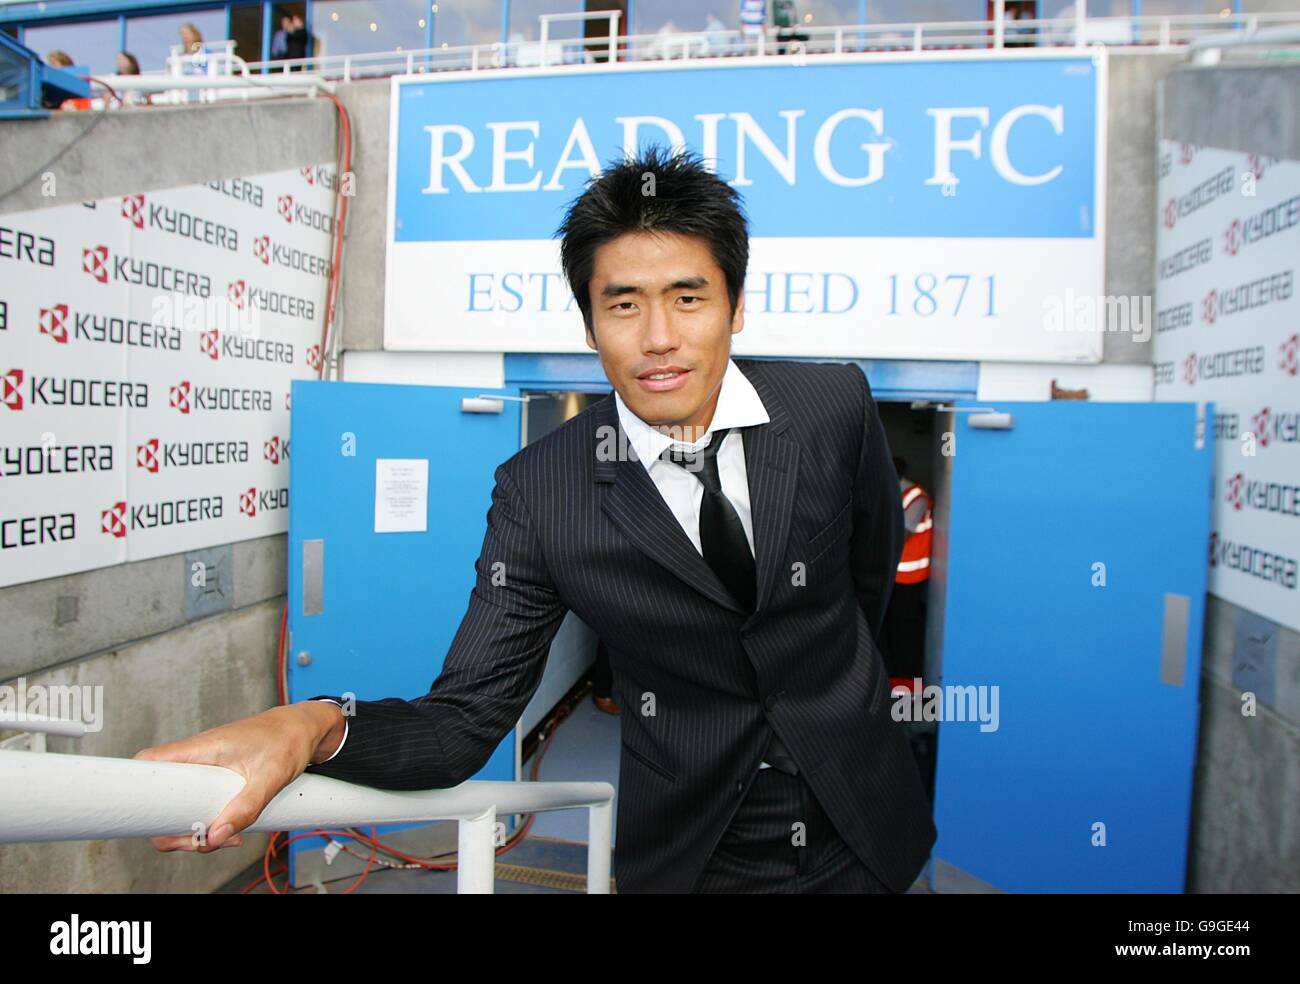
[
  {"xmin": 593, "ymin": 360, "xmax": 800, "ymax": 625},
  {"xmin": 737, "ymin": 362, "xmax": 800, "ymax": 621}
]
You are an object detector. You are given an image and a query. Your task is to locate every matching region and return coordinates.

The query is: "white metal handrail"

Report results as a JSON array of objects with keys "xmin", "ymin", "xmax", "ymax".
[
  {"xmin": 539, "ymin": 9, "xmax": 622, "ymax": 66},
  {"xmin": 0, "ymin": 749, "xmax": 614, "ymax": 894},
  {"xmin": 113, "ymin": 11, "xmax": 1300, "ymax": 86}
]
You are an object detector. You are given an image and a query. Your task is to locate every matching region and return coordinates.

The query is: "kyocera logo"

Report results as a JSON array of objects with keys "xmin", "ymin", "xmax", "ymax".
[
  {"xmin": 1182, "ymin": 352, "xmax": 1197, "ymax": 385},
  {"xmin": 1253, "ymin": 407, "xmax": 1272, "ymax": 447},
  {"xmin": 301, "ymin": 164, "xmax": 337, "ymax": 190},
  {"xmin": 137, "ymin": 438, "xmax": 160, "ymax": 473},
  {"xmin": 1163, "ymin": 199, "xmax": 1177, "ymax": 230},
  {"xmin": 1201, "ymin": 291, "xmax": 1216, "ymax": 325},
  {"xmin": 39, "ymin": 304, "xmax": 70, "ymax": 344},
  {"xmin": 306, "ymin": 344, "xmax": 321, "ymax": 371},
  {"xmin": 1251, "ymin": 406, "xmax": 1300, "ymax": 448},
  {"xmin": 1281, "ymin": 334, "xmax": 1299, "ymax": 376},
  {"xmin": 200, "ymin": 328, "xmax": 220, "ymax": 360},
  {"xmin": 169, "ymin": 380, "xmax": 191, "ymax": 414},
  {"xmin": 1248, "ymin": 402, "xmax": 1300, "ymax": 449},
  {"xmin": 1224, "ymin": 472, "xmax": 1244, "ymax": 511},
  {"xmin": 2, "ymin": 369, "xmax": 23, "ymax": 410},
  {"xmin": 1178, "ymin": 143, "xmax": 1198, "ymax": 165},
  {"xmin": 263, "ymin": 436, "xmax": 290, "ymax": 464},
  {"xmin": 136, "ymin": 437, "xmax": 250, "ymax": 471},
  {"xmin": 82, "ymin": 245, "xmax": 109, "ymax": 283},
  {"xmin": 122, "ymin": 193, "xmax": 145, "ymax": 229},
  {"xmin": 101, "ymin": 501, "xmax": 127, "ymax": 538},
  {"xmin": 277, "ymin": 194, "xmax": 334, "ymax": 233},
  {"xmin": 1223, "ymin": 219, "xmax": 1242, "ymax": 257},
  {"xmin": 250, "ymin": 236, "xmax": 330, "ymax": 277},
  {"xmin": 228, "ymin": 279, "xmax": 247, "ymax": 309},
  {"xmin": 100, "ymin": 496, "xmax": 224, "ymax": 536},
  {"xmin": 240, "ymin": 486, "xmax": 289, "ymax": 517},
  {"xmin": 168, "ymin": 381, "xmax": 272, "ymax": 413}
]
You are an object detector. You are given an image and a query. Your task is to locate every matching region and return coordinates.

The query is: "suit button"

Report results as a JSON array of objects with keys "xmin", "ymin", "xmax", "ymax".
[
  {"xmin": 764, "ymin": 692, "xmax": 783, "ymax": 710},
  {"xmin": 736, "ymin": 780, "xmax": 744, "ymax": 793}
]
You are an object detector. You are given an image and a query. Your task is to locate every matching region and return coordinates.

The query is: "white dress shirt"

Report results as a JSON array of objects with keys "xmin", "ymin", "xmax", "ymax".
[
  {"xmin": 614, "ymin": 357, "xmax": 769, "ymax": 558},
  {"xmin": 315, "ymin": 358, "xmax": 774, "ymax": 768}
]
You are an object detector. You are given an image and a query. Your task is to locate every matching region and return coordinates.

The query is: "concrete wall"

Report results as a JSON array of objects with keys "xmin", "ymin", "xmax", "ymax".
[
  {"xmin": 1161, "ymin": 61, "xmax": 1300, "ymax": 894},
  {"xmin": 0, "ymin": 95, "xmax": 338, "ymax": 892}
]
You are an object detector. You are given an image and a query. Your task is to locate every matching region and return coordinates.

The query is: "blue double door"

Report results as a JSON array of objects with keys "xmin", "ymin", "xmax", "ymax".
[{"xmin": 288, "ymin": 377, "xmax": 1212, "ymax": 893}]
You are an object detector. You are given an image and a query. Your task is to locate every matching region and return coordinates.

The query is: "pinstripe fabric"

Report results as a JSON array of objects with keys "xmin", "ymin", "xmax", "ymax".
[
  {"xmin": 693, "ymin": 767, "xmax": 895, "ymax": 893},
  {"xmin": 304, "ymin": 358, "xmax": 938, "ymax": 893}
]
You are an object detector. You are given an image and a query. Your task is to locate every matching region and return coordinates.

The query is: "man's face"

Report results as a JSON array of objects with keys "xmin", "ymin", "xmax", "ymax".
[{"xmin": 584, "ymin": 230, "xmax": 743, "ymax": 441}]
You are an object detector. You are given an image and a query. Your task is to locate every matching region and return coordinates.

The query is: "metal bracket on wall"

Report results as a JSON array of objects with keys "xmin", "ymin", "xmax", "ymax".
[
  {"xmin": 462, "ymin": 391, "xmax": 574, "ymax": 413},
  {"xmin": 927, "ymin": 404, "xmax": 1014, "ymax": 430}
]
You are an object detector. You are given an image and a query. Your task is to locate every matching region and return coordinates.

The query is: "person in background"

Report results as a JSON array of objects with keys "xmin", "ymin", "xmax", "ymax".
[
  {"xmin": 739, "ymin": 0, "xmax": 766, "ymax": 52},
  {"xmin": 179, "ymin": 22, "xmax": 204, "ymax": 55},
  {"xmin": 704, "ymin": 12, "xmax": 731, "ymax": 55},
  {"xmin": 284, "ymin": 13, "xmax": 311, "ymax": 66},
  {"xmin": 270, "ymin": 14, "xmax": 291, "ymax": 60},
  {"xmin": 115, "ymin": 52, "xmax": 140, "ymax": 75},
  {"xmin": 879, "ymin": 456, "xmax": 931, "ymax": 685},
  {"xmin": 46, "ymin": 50, "xmax": 74, "ymax": 68}
]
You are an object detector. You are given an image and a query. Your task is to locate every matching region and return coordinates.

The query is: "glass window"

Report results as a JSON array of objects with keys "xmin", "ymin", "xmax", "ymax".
[
  {"xmin": 782, "ymin": 1, "xmax": 861, "ymax": 29},
  {"xmin": 1135, "ymin": 0, "xmax": 1231, "ymax": 13},
  {"xmin": 22, "ymin": 19, "xmax": 119, "ymax": 76},
  {"xmin": 125, "ymin": 9, "xmax": 227, "ymax": 73},
  {"xmin": 867, "ymin": 1, "xmax": 985, "ymax": 21},
  {"xmin": 633, "ymin": 1, "xmax": 740, "ymax": 34},
  {"xmin": 230, "ymin": 2, "xmax": 265, "ymax": 64},
  {"xmin": 509, "ymin": 0, "xmax": 586, "ymax": 42},
  {"xmin": 313, "ymin": 0, "xmax": 427, "ymax": 56},
  {"xmin": 432, "ymin": 0, "xmax": 501, "ymax": 49},
  {"xmin": 1037, "ymin": 1, "xmax": 1140, "ymax": 16}
]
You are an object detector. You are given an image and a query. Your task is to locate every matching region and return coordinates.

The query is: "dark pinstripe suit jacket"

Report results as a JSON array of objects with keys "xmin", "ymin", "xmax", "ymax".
[{"xmin": 305, "ymin": 357, "xmax": 938, "ymax": 893}]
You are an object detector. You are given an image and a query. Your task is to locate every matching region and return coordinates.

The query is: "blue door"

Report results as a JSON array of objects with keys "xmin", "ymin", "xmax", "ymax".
[
  {"xmin": 931, "ymin": 400, "xmax": 1212, "ymax": 893},
  {"xmin": 287, "ymin": 379, "xmax": 523, "ymax": 875}
]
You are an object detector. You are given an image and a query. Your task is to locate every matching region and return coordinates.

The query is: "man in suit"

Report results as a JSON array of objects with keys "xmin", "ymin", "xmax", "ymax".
[{"xmin": 137, "ymin": 145, "xmax": 936, "ymax": 893}]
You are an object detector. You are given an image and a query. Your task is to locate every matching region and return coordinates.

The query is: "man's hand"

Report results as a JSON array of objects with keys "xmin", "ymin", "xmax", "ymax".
[{"xmin": 133, "ymin": 701, "xmax": 345, "ymax": 853}]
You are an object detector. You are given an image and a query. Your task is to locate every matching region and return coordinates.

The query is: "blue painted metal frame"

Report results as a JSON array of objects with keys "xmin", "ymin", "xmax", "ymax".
[{"xmin": 0, "ymin": 31, "xmax": 91, "ymax": 117}]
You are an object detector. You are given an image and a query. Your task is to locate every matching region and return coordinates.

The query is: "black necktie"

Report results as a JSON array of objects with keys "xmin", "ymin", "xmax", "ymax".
[
  {"xmin": 662, "ymin": 428, "xmax": 756, "ymax": 614},
  {"xmin": 663, "ymin": 429, "xmax": 799, "ymax": 776}
]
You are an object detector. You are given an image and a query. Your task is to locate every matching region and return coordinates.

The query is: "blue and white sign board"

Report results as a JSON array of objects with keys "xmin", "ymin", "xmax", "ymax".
[{"xmin": 384, "ymin": 52, "xmax": 1106, "ymax": 363}]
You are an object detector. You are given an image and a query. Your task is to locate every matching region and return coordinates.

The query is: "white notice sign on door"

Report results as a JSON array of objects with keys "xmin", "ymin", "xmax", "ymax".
[{"xmin": 375, "ymin": 459, "xmax": 429, "ymax": 533}]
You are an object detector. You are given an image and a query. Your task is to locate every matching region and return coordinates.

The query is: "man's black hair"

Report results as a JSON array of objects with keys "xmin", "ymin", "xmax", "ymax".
[{"xmin": 555, "ymin": 143, "xmax": 749, "ymax": 339}]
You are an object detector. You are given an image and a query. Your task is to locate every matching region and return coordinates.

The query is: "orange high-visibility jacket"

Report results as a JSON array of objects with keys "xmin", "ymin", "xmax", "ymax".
[{"xmin": 897, "ymin": 482, "xmax": 932, "ymax": 584}]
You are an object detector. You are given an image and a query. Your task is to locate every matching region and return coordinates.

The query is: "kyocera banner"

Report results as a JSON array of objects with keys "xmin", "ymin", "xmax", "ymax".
[
  {"xmin": 384, "ymin": 52, "xmax": 1106, "ymax": 362},
  {"xmin": 0, "ymin": 166, "xmax": 334, "ymax": 588},
  {"xmin": 1152, "ymin": 140, "xmax": 1300, "ymax": 632}
]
